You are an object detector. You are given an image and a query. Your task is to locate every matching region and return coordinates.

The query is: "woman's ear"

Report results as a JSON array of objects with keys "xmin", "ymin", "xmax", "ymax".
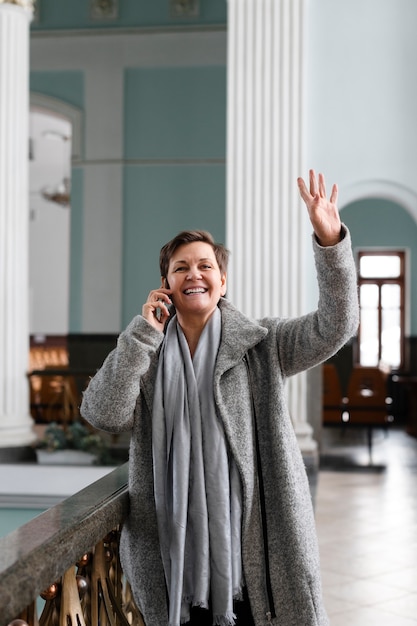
[
  {"xmin": 161, "ymin": 277, "xmax": 170, "ymax": 289},
  {"xmin": 220, "ymin": 273, "xmax": 227, "ymax": 296}
]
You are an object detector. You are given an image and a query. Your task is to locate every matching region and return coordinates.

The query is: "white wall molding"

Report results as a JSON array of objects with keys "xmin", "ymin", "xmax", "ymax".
[
  {"xmin": 30, "ymin": 24, "xmax": 226, "ymax": 40},
  {"xmin": 341, "ymin": 179, "xmax": 417, "ymax": 225},
  {"xmin": 30, "ymin": 29, "xmax": 227, "ymax": 70}
]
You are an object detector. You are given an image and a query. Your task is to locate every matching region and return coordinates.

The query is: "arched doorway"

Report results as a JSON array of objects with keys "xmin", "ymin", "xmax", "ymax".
[
  {"xmin": 29, "ymin": 107, "xmax": 71, "ymax": 334},
  {"xmin": 28, "ymin": 93, "xmax": 82, "ymax": 335}
]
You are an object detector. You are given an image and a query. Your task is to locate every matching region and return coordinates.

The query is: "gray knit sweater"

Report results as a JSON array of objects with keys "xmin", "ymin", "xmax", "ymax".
[{"xmin": 81, "ymin": 227, "xmax": 359, "ymax": 626}]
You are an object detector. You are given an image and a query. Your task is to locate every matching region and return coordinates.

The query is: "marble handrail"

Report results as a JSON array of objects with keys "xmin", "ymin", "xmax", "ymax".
[{"xmin": 0, "ymin": 462, "xmax": 129, "ymax": 625}]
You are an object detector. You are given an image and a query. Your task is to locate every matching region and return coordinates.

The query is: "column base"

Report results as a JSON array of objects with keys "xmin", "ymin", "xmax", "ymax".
[
  {"xmin": 0, "ymin": 417, "xmax": 37, "ymax": 448},
  {"xmin": 295, "ymin": 420, "xmax": 318, "ymax": 453}
]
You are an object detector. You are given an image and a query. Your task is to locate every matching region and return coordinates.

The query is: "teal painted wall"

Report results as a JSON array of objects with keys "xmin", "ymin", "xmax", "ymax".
[
  {"xmin": 30, "ymin": 71, "xmax": 84, "ymax": 110},
  {"xmin": 342, "ymin": 198, "xmax": 417, "ymax": 334},
  {"xmin": 122, "ymin": 66, "xmax": 226, "ymax": 325},
  {"xmin": 32, "ymin": 0, "xmax": 227, "ymax": 31},
  {"xmin": 123, "ymin": 164, "xmax": 226, "ymax": 326},
  {"xmin": 125, "ymin": 67, "xmax": 226, "ymax": 159}
]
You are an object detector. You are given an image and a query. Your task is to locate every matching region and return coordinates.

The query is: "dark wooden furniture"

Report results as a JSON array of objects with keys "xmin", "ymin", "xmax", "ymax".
[
  {"xmin": 322, "ymin": 364, "xmax": 393, "ymax": 461},
  {"xmin": 393, "ymin": 375, "xmax": 417, "ymax": 438}
]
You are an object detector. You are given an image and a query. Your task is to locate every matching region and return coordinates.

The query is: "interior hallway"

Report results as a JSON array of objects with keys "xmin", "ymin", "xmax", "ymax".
[{"xmin": 316, "ymin": 427, "xmax": 417, "ymax": 625}]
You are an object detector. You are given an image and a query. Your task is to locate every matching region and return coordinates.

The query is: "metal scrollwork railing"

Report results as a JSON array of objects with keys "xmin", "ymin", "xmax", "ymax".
[
  {"xmin": 0, "ymin": 463, "xmax": 145, "ymax": 626},
  {"xmin": 12, "ymin": 530, "xmax": 144, "ymax": 626}
]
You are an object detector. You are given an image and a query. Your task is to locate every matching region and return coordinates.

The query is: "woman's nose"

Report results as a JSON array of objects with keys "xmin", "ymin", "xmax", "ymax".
[{"xmin": 186, "ymin": 268, "xmax": 202, "ymax": 280}]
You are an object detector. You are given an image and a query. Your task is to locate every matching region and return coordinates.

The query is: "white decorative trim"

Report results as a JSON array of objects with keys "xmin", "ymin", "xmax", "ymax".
[
  {"xmin": 340, "ymin": 179, "xmax": 417, "ymax": 225},
  {"xmin": 90, "ymin": 0, "xmax": 118, "ymax": 20},
  {"xmin": 170, "ymin": 0, "xmax": 200, "ymax": 18},
  {"xmin": 30, "ymin": 92, "xmax": 83, "ymax": 162},
  {"xmin": 30, "ymin": 24, "xmax": 226, "ymax": 39}
]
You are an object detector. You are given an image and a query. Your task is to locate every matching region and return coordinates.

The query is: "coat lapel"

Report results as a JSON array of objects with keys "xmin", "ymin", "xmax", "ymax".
[
  {"xmin": 213, "ymin": 300, "xmax": 267, "ymax": 466},
  {"xmin": 215, "ymin": 298, "xmax": 267, "ymax": 377}
]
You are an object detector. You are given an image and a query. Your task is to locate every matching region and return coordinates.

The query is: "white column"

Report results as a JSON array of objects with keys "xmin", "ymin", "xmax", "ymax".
[
  {"xmin": 226, "ymin": 0, "xmax": 316, "ymax": 454},
  {"xmin": 0, "ymin": 2, "xmax": 35, "ymax": 447}
]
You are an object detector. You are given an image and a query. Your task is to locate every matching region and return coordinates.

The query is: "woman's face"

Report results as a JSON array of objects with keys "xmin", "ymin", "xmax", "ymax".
[{"xmin": 166, "ymin": 241, "xmax": 227, "ymax": 324}]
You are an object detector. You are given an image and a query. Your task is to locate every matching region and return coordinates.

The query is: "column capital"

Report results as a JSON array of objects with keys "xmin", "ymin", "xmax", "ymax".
[{"xmin": 0, "ymin": 0, "xmax": 34, "ymax": 10}]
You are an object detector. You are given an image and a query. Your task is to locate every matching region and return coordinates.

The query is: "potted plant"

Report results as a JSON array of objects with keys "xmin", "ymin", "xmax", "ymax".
[{"xmin": 35, "ymin": 421, "xmax": 112, "ymax": 465}]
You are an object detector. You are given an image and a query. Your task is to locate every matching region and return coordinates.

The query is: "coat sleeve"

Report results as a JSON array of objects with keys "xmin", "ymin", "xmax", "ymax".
[
  {"xmin": 80, "ymin": 315, "xmax": 164, "ymax": 433},
  {"xmin": 275, "ymin": 224, "xmax": 359, "ymax": 378}
]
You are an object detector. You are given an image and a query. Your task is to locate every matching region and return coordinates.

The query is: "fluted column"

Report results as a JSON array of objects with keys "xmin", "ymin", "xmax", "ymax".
[
  {"xmin": 226, "ymin": 0, "xmax": 317, "ymax": 454},
  {"xmin": 0, "ymin": 1, "xmax": 35, "ymax": 447}
]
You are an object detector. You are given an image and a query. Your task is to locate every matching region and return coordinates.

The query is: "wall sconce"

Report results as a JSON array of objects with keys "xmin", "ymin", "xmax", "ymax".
[
  {"xmin": 170, "ymin": 0, "xmax": 200, "ymax": 18},
  {"xmin": 90, "ymin": 0, "xmax": 119, "ymax": 20},
  {"xmin": 41, "ymin": 178, "xmax": 71, "ymax": 208}
]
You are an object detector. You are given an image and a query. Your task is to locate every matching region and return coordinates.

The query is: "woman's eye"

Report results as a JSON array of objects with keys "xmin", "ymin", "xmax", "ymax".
[
  {"xmin": 201, "ymin": 264, "xmax": 212, "ymax": 270},
  {"xmin": 174, "ymin": 267, "xmax": 187, "ymax": 272}
]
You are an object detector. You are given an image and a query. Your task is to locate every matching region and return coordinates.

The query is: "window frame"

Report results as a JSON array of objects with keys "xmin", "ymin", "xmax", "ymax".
[{"xmin": 356, "ymin": 249, "xmax": 406, "ymax": 370}]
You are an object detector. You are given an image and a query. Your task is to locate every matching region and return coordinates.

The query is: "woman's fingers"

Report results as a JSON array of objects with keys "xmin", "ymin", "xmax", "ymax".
[
  {"xmin": 329, "ymin": 182, "xmax": 338, "ymax": 205},
  {"xmin": 299, "ymin": 170, "xmax": 336, "ymax": 206},
  {"xmin": 318, "ymin": 172, "xmax": 326, "ymax": 198},
  {"xmin": 309, "ymin": 169, "xmax": 318, "ymax": 197},
  {"xmin": 146, "ymin": 289, "xmax": 171, "ymax": 307},
  {"xmin": 142, "ymin": 288, "xmax": 172, "ymax": 329},
  {"xmin": 297, "ymin": 176, "xmax": 310, "ymax": 203}
]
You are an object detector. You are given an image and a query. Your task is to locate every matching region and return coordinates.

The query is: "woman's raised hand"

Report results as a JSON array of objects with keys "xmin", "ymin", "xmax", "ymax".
[
  {"xmin": 297, "ymin": 169, "xmax": 342, "ymax": 247},
  {"xmin": 142, "ymin": 282, "xmax": 172, "ymax": 332}
]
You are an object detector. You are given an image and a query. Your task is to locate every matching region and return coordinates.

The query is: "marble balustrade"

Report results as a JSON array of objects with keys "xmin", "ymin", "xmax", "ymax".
[{"xmin": 0, "ymin": 463, "xmax": 135, "ymax": 625}]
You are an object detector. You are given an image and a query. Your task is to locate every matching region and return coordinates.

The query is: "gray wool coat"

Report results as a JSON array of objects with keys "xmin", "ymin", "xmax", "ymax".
[{"xmin": 81, "ymin": 227, "xmax": 359, "ymax": 626}]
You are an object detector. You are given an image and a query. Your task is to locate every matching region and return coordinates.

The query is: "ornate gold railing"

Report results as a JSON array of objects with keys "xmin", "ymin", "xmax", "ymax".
[{"xmin": 0, "ymin": 463, "xmax": 144, "ymax": 626}]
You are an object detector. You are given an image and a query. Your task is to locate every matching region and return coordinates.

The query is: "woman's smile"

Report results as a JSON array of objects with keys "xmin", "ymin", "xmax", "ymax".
[{"xmin": 183, "ymin": 287, "xmax": 208, "ymax": 295}]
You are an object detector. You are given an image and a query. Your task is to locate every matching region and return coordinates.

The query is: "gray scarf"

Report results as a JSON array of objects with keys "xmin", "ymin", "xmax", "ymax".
[{"xmin": 152, "ymin": 307, "xmax": 243, "ymax": 626}]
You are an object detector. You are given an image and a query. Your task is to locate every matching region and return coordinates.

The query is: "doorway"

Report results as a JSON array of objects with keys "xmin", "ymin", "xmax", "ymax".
[{"xmin": 29, "ymin": 107, "xmax": 72, "ymax": 335}]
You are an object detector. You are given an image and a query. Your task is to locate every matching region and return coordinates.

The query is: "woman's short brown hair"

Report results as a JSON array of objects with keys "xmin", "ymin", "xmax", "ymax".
[{"xmin": 159, "ymin": 230, "xmax": 230, "ymax": 280}]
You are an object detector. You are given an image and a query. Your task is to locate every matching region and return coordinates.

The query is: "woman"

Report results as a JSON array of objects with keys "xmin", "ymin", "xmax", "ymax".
[{"xmin": 81, "ymin": 171, "xmax": 359, "ymax": 626}]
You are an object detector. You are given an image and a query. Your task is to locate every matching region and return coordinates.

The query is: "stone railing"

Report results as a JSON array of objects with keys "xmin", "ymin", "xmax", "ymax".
[{"xmin": 0, "ymin": 462, "xmax": 143, "ymax": 626}]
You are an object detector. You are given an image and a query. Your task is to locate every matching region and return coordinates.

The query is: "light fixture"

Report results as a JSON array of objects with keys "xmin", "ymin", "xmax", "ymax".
[
  {"xmin": 90, "ymin": 0, "xmax": 119, "ymax": 20},
  {"xmin": 170, "ymin": 0, "xmax": 200, "ymax": 18},
  {"xmin": 41, "ymin": 178, "xmax": 71, "ymax": 208}
]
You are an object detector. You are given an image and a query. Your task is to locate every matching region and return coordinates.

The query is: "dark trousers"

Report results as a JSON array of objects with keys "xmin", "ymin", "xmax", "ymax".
[{"xmin": 186, "ymin": 588, "xmax": 255, "ymax": 626}]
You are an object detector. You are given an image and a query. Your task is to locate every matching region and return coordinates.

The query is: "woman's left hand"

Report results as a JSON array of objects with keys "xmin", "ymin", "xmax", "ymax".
[{"xmin": 297, "ymin": 169, "xmax": 342, "ymax": 246}]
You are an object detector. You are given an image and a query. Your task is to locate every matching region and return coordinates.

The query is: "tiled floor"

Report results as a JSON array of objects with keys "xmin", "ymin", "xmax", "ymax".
[{"xmin": 316, "ymin": 426, "xmax": 417, "ymax": 625}]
